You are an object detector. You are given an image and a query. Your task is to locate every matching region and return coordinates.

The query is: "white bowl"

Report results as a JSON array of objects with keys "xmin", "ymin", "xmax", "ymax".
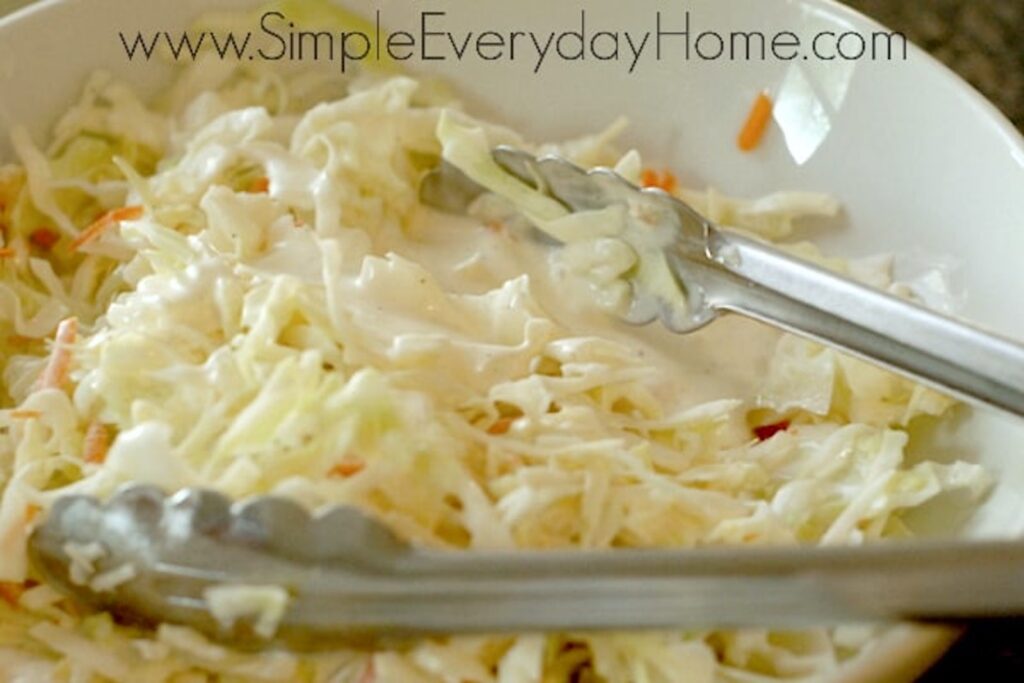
[{"xmin": 2, "ymin": 0, "xmax": 1024, "ymax": 680}]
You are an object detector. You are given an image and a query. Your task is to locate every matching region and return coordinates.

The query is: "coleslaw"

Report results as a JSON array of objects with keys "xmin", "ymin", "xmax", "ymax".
[{"xmin": 0, "ymin": 9, "xmax": 992, "ymax": 683}]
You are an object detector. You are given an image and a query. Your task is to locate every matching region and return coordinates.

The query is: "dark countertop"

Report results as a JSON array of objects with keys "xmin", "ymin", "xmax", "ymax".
[
  {"xmin": 839, "ymin": 6, "xmax": 1024, "ymax": 682},
  {"xmin": 845, "ymin": 0, "xmax": 1024, "ymax": 131}
]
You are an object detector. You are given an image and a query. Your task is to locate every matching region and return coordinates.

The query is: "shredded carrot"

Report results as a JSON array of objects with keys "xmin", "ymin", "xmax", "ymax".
[
  {"xmin": 0, "ymin": 247, "xmax": 15, "ymax": 258},
  {"xmin": 0, "ymin": 582, "xmax": 25, "ymax": 608},
  {"xmin": 9, "ymin": 410, "xmax": 42, "ymax": 419},
  {"xmin": 113, "ymin": 205, "xmax": 145, "ymax": 221},
  {"xmin": 487, "ymin": 417, "xmax": 515, "ymax": 436},
  {"xmin": 738, "ymin": 91, "xmax": 774, "ymax": 152},
  {"xmin": 640, "ymin": 169, "xmax": 679, "ymax": 194},
  {"xmin": 248, "ymin": 176, "xmax": 271, "ymax": 194},
  {"xmin": 25, "ymin": 504, "xmax": 41, "ymax": 524},
  {"xmin": 83, "ymin": 421, "xmax": 110, "ymax": 464},
  {"xmin": 357, "ymin": 659, "xmax": 375, "ymax": 683},
  {"xmin": 29, "ymin": 228, "xmax": 60, "ymax": 251},
  {"xmin": 328, "ymin": 459, "xmax": 366, "ymax": 478},
  {"xmin": 37, "ymin": 317, "xmax": 78, "ymax": 391},
  {"xmin": 70, "ymin": 205, "xmax": 144, "ymax": 251}
]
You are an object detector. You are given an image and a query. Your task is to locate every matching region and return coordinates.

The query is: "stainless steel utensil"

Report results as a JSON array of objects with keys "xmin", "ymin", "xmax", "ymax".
[
  {"xmin": 27, "ymin": 150, "xmax": 1024, "ymax": 649},
  {"xmin": 423, "ymin": 147, "xmax": 1024, "ymax": 418},
  {"xmin": 28, "ymin": 485, "xmax": 1024, "ymax": 649}
]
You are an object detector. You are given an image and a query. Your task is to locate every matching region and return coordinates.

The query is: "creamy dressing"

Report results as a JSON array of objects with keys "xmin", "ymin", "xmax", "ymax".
[
  {"xmin": 400, "ymin": 207, "xmax": 780, "ymax": 408},
  {"xmin": 107, "ymin": 98, "xmax": 778, "ymax": 412}
]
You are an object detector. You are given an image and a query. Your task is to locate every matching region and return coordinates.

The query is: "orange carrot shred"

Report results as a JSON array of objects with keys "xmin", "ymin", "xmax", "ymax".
[
  {"xmin": 37, "ymin": 317, "xmax": 78, "ymax": 391},
  {"xmin": 487, "ymin": 417, "xmax": 514, "ymax": 436},
  {"xmin": 357, "ymin": 659, "xmax": 375, "ymax": 683},
  {"xmin": 641, "ymin": 169, "xmax": 679, "ymax": 194},
  {"xmin": 248, "ymin": 176, "xmax": 271, "ymax": 194},
  {"xmin": 10, "ymin": 410, "xmax": 42, "ymax": 419},
  {"xmin": 0, "ymin": 582, "xmax": 25, "ymax": 608},
  {"xmin": 83, "ymin": 421, "xmax": 110, "ymax": 464},
  {"xmin": 70, "ymin": 205, "xmax": 144, "ymax": 251},
  {"xmin": 328, "ymin": 460, "xmax": 366, "ymax": 478},
  {"xmin": 24, "ymin": 504, "xmax": 41, "ymax": 524},
  {"xmin": 738, "ymin": 92, "xmax": 774, "ymax": 152},
  {"xmin": 29, "ymin": 228, "xmax": 60, "ymax": 251},
  {"xmin": 0, "ymin": 247, "xmax": 15, "ymax": 258},
  {"xmin": 110, "ymin": 205, "xmax": 145, "ymax": 221}
]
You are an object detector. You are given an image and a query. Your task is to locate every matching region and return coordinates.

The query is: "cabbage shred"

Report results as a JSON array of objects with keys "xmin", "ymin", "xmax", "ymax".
[{"xmin": 0, "ymin": 33, "xmax": 990, "ymax": 683}]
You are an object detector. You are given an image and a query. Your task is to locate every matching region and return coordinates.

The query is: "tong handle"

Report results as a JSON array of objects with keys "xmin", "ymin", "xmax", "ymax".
[
  {"xmin": 393, "ymin": 541, "xmax": 1024, "ymax": 631},
  {"xmin": 425, "ymin": 145, "xmax": 1024, "ymax": 418},
  {"xmin": 676, "ymin": 227, "xmax": 1024, "ymax": 418},
  {"xmin": 28, "ymin": 488, "xmax": 1024, "ymax": 648}
]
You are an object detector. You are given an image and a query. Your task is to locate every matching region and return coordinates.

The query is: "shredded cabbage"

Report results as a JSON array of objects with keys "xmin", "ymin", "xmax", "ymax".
[
  {"xmin": 436, "ymin": 111, "xmax": 691, "ymax": 326},
  {"xmin": 0, "ymin": 7, "xmax": 992, "ymax": 681},
  {"xmin": 205, "ymin": 585, "xmax": 290, "ymax": 640}
]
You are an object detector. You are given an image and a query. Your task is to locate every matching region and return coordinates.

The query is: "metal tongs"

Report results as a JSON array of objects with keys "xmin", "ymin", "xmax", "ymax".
[
  {"xmin": 27, "ymin": 149, "xmax": 1024, "ymax": 647},
  {"xmin": 422, "ymin": 147, "xmax": 1024, "ymax": 416},
  {"xmin": 29, "ymin": 486, "xmax": 1024, "ymax": 649}
]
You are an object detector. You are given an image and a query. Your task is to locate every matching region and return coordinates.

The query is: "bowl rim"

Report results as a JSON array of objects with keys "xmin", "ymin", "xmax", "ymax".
[
  {"xmin": 806, "ymin": 0, "xmax": 1024, "ymax": 155},
  {"xmin": 0, "ymin": 1, "xmax": 1020, "ymax": 681},
  {"xmin": 2, "ymin": 0, "xmax": 1022, "ymax": 155}
]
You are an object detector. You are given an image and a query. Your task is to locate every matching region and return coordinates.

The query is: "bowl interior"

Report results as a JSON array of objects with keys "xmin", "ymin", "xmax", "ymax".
[{"xmin": 3, "ymin": 0, "xmax": 1024, "ymax": 679}]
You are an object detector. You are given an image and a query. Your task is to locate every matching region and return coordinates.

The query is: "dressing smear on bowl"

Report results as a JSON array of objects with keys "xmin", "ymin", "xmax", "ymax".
[{"xmin": 0, "ymin": 11, "xmax": 992, "ymax": 683}]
